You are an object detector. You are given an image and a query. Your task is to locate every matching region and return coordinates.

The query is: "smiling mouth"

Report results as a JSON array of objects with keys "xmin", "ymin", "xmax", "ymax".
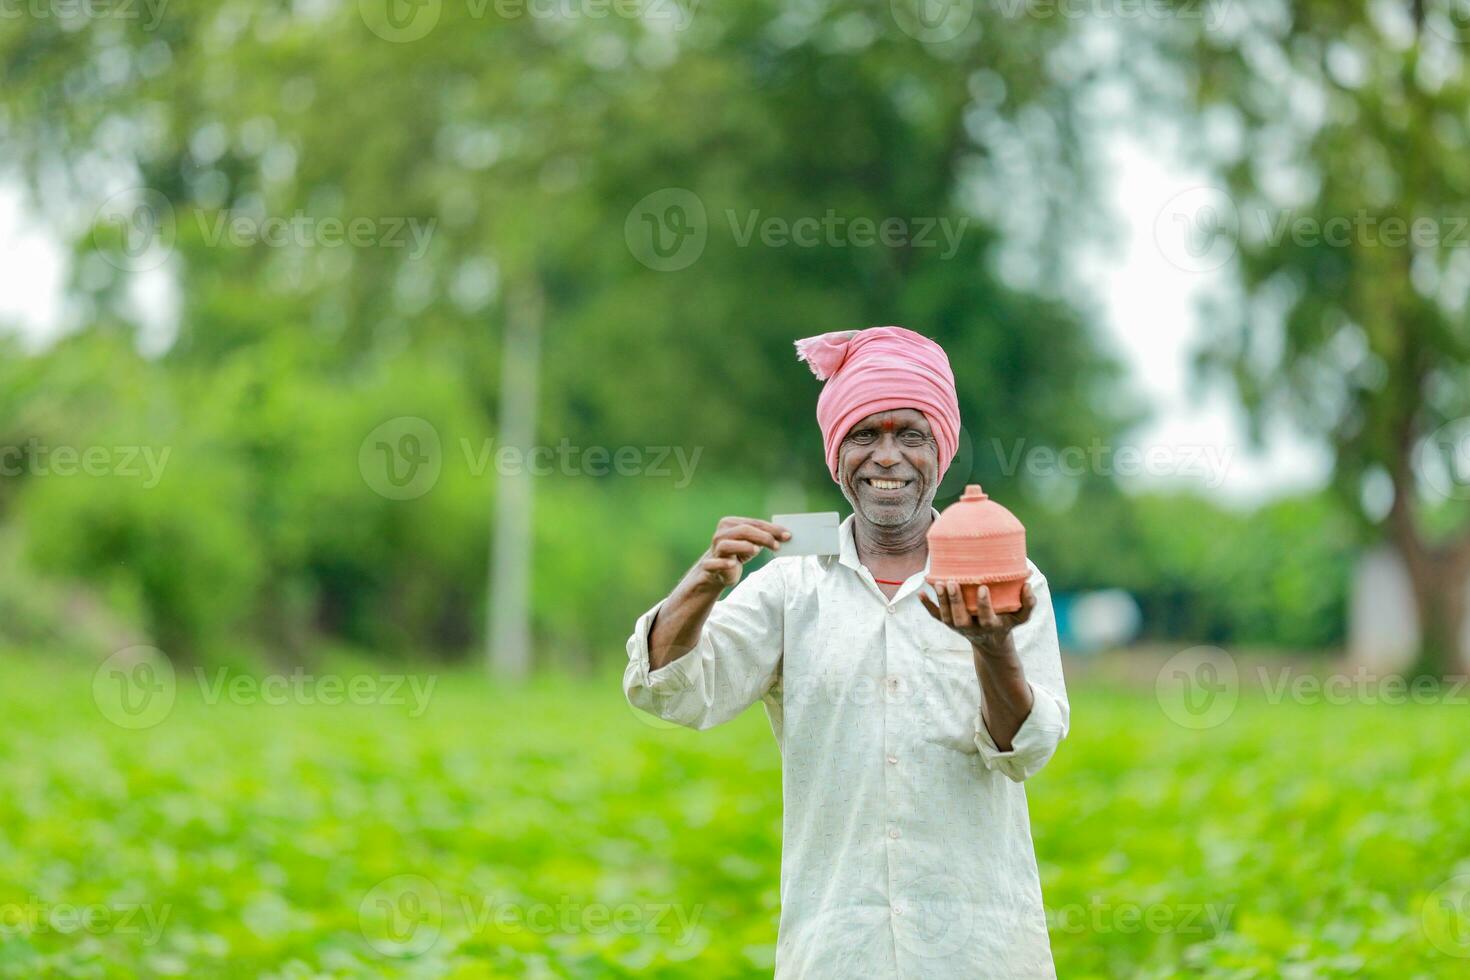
[{"xmin": 863, "ymin": 477, "xmax": 912, "ymax": 491}]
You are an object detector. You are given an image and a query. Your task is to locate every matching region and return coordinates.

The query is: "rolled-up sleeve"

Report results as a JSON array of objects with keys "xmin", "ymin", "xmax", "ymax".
[
  {"xmin": 973, "ymin": 562, "xmax": 1070, "ymax": 782},
  {"xmin": 623, "ymin": 559, "xmax": 786, "ymax": 731}
]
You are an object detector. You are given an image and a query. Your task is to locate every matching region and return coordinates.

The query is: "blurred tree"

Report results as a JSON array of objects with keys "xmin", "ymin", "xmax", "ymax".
[
  {"xmin": 1151, "ymin": 0, "xmax": 1470, "ymax": 674},
  {"xmin": 1, "ymin": 1, "xmax": 1133, "ymax": 664}
]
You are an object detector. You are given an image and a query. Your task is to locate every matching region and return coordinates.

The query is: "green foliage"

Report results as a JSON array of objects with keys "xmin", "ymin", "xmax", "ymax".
[
  {"xmin": 7, "ymin": 331, "xmax": 490, "ymax": 659},
  {"xmin": 0, "ymin": 656, "xmax": 1464, "ymax": 977},
  {"xmin": 1026, "ymin": 489, "xmax": 1363, "ymax": 650}
]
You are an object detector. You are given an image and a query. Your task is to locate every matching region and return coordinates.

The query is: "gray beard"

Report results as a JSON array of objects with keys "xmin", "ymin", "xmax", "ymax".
[{"xmin": 841, "ymin": 482, "xmax": 937, "ymax": 528}]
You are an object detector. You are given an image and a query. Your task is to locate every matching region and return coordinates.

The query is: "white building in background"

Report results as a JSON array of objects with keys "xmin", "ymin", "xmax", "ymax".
[{"xmin": 1348, "ymin": 546, "xmax": 1470, "ymax": 672}]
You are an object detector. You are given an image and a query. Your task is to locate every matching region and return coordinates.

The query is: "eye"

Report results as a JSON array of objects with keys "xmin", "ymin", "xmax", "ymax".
[
  {"xmin": 849, "ymin": 429, "xmax": 877, "ymax": 444},
  {"xmin": 899, "ymin": 430, "xmax": 928, "ymax": 446}
]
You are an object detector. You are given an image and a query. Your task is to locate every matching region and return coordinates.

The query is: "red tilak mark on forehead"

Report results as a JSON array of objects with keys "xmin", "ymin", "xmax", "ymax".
[{"xmin": 880, "ymin": 419, "xmax": 896, "ymax": 432}]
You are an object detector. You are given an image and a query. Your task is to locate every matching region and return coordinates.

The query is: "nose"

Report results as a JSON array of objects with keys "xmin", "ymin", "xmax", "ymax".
[{"xmin": 871, "ymin": 434, "xmax": 902, "ymax": 467}]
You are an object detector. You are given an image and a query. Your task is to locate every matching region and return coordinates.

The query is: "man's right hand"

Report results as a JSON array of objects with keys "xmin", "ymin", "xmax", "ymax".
[
  {"xmin": 696, "ymin": 517, "xmax": 791, "ymax": 589},
  {"xmin": 648, "ymin": 517, "xmax": 791, "ymax": 671}
]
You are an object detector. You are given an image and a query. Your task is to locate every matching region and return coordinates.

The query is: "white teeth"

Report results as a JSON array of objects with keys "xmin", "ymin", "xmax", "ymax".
[{"xmin": 868, "ymin": 479, "xmax": 906, "ymax": 490}]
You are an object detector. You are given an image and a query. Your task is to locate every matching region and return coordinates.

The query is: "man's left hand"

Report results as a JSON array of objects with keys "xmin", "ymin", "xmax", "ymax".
[{"xmin": 920, "ymin": 580, "xmax": 1035, "ymax": 658}]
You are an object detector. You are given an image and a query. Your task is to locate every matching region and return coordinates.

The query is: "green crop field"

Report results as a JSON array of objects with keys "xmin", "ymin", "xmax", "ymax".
[{"xmin": 1, "ymin": 652, "xmax": 1468, "ymax": 978}]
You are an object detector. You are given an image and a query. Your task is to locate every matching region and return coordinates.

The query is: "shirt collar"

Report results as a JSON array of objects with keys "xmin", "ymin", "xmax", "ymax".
[{"xmin": 836, "ymin": 509, "xmax": 939, "ymax": 603}]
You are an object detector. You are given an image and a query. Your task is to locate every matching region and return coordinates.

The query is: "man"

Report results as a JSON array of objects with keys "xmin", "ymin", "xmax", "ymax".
[{"xmin": 624, "ymin": 326, "xmax": 1069, "ymax": 978}]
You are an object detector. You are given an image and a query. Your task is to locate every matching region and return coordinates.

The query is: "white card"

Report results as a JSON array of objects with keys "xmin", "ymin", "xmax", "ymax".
[{"xmin": 771, "ymin": 512, "xmax": 841, "ymax": 557}]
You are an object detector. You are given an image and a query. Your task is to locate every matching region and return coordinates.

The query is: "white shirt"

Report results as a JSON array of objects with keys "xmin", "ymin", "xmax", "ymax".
[{"xmin": 624, "ymin": 514, "xmax": 1070, "ymax": 978}]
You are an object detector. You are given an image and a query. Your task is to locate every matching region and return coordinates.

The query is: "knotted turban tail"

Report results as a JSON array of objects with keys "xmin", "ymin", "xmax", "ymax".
[{"xmin": 794, "ymin": 326, "xmax": 962, "ymax": 483}]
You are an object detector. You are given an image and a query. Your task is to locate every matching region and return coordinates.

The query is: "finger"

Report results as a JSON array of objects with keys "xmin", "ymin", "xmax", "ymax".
[
  {"xmin": 947, "ymin": 580, "xmax": 973, "ymax": 628},
  {"xmin": 973, "ymin": 585, "xmax": 1000, "ymax": 630},
  {"xmin": 699, "ymin": 557, "xmax": 738, "ymax": 581},
  {"xmin": 919, "ymin": 592, "xmax": 943, "ymax": 621},
  {"xmin": 719, "ymin": 523, "xmax": 784, "ymax": 552},
  {"xmin": 1006, "ymin": 582, "xmax": 1037, "ymax": 627},
  {"xmin": 713, "ymin": 539, "xmax": 760, "ymax": 562},
  {"xmin": 720, "ymin": 517, "xmax": 792, "ymax": 541},
  {"xmin": 934, "ymin": 583, "xmax": 955, "ymax": 626}
]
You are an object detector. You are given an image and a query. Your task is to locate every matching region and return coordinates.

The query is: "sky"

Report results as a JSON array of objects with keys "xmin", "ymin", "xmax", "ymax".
[{"xmin": 0, "ymin": 132, "xmax": 1334, "ymax": 507}]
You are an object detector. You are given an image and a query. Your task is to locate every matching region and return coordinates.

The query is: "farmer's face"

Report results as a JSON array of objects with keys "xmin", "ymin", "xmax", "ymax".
[{"xmin": 837, "ymin": 408, "xmax": 940, "ymax": 528}]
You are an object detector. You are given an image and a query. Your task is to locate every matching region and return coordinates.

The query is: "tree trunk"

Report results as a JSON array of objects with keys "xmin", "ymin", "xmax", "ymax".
[
  {"xmin": 486, "ymin": 278, "xmax": 543, "ymax": 680},
  {"xmin": 1386, "ymin": 468, "xmax": 1470, "ymax": 678}
]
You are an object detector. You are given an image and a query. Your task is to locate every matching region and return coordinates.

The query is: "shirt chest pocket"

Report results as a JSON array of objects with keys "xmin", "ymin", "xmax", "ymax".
[{"xmin": 918, "ymin": 641, "xmax": 981, "ymax": 755}]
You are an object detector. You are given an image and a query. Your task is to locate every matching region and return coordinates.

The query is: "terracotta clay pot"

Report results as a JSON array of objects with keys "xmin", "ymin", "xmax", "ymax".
[{"xmin": 926, "ymin": 484, "xmax": 1028, "ymax": 613}]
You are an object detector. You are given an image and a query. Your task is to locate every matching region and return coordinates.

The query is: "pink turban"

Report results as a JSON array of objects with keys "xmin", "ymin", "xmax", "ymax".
[{"xmin": 795, "ymin": 326, "xmax": 961, "ymax": 483}]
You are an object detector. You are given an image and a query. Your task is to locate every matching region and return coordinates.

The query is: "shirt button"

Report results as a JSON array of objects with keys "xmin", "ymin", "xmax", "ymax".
[
  {"xmin": 888, "ymin": 827, "xmax": 901, "ymax": 839},
  {"xmin": 886, "ymin": 605, "xmax": 895, "ymax": 614},
  {"xmin": 892, "ymin": 902, "xmax": 905, "ymax": 916},
  {"xmin": 886, "ymin": 754, "xmax": 898, "ymax": 765}
]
